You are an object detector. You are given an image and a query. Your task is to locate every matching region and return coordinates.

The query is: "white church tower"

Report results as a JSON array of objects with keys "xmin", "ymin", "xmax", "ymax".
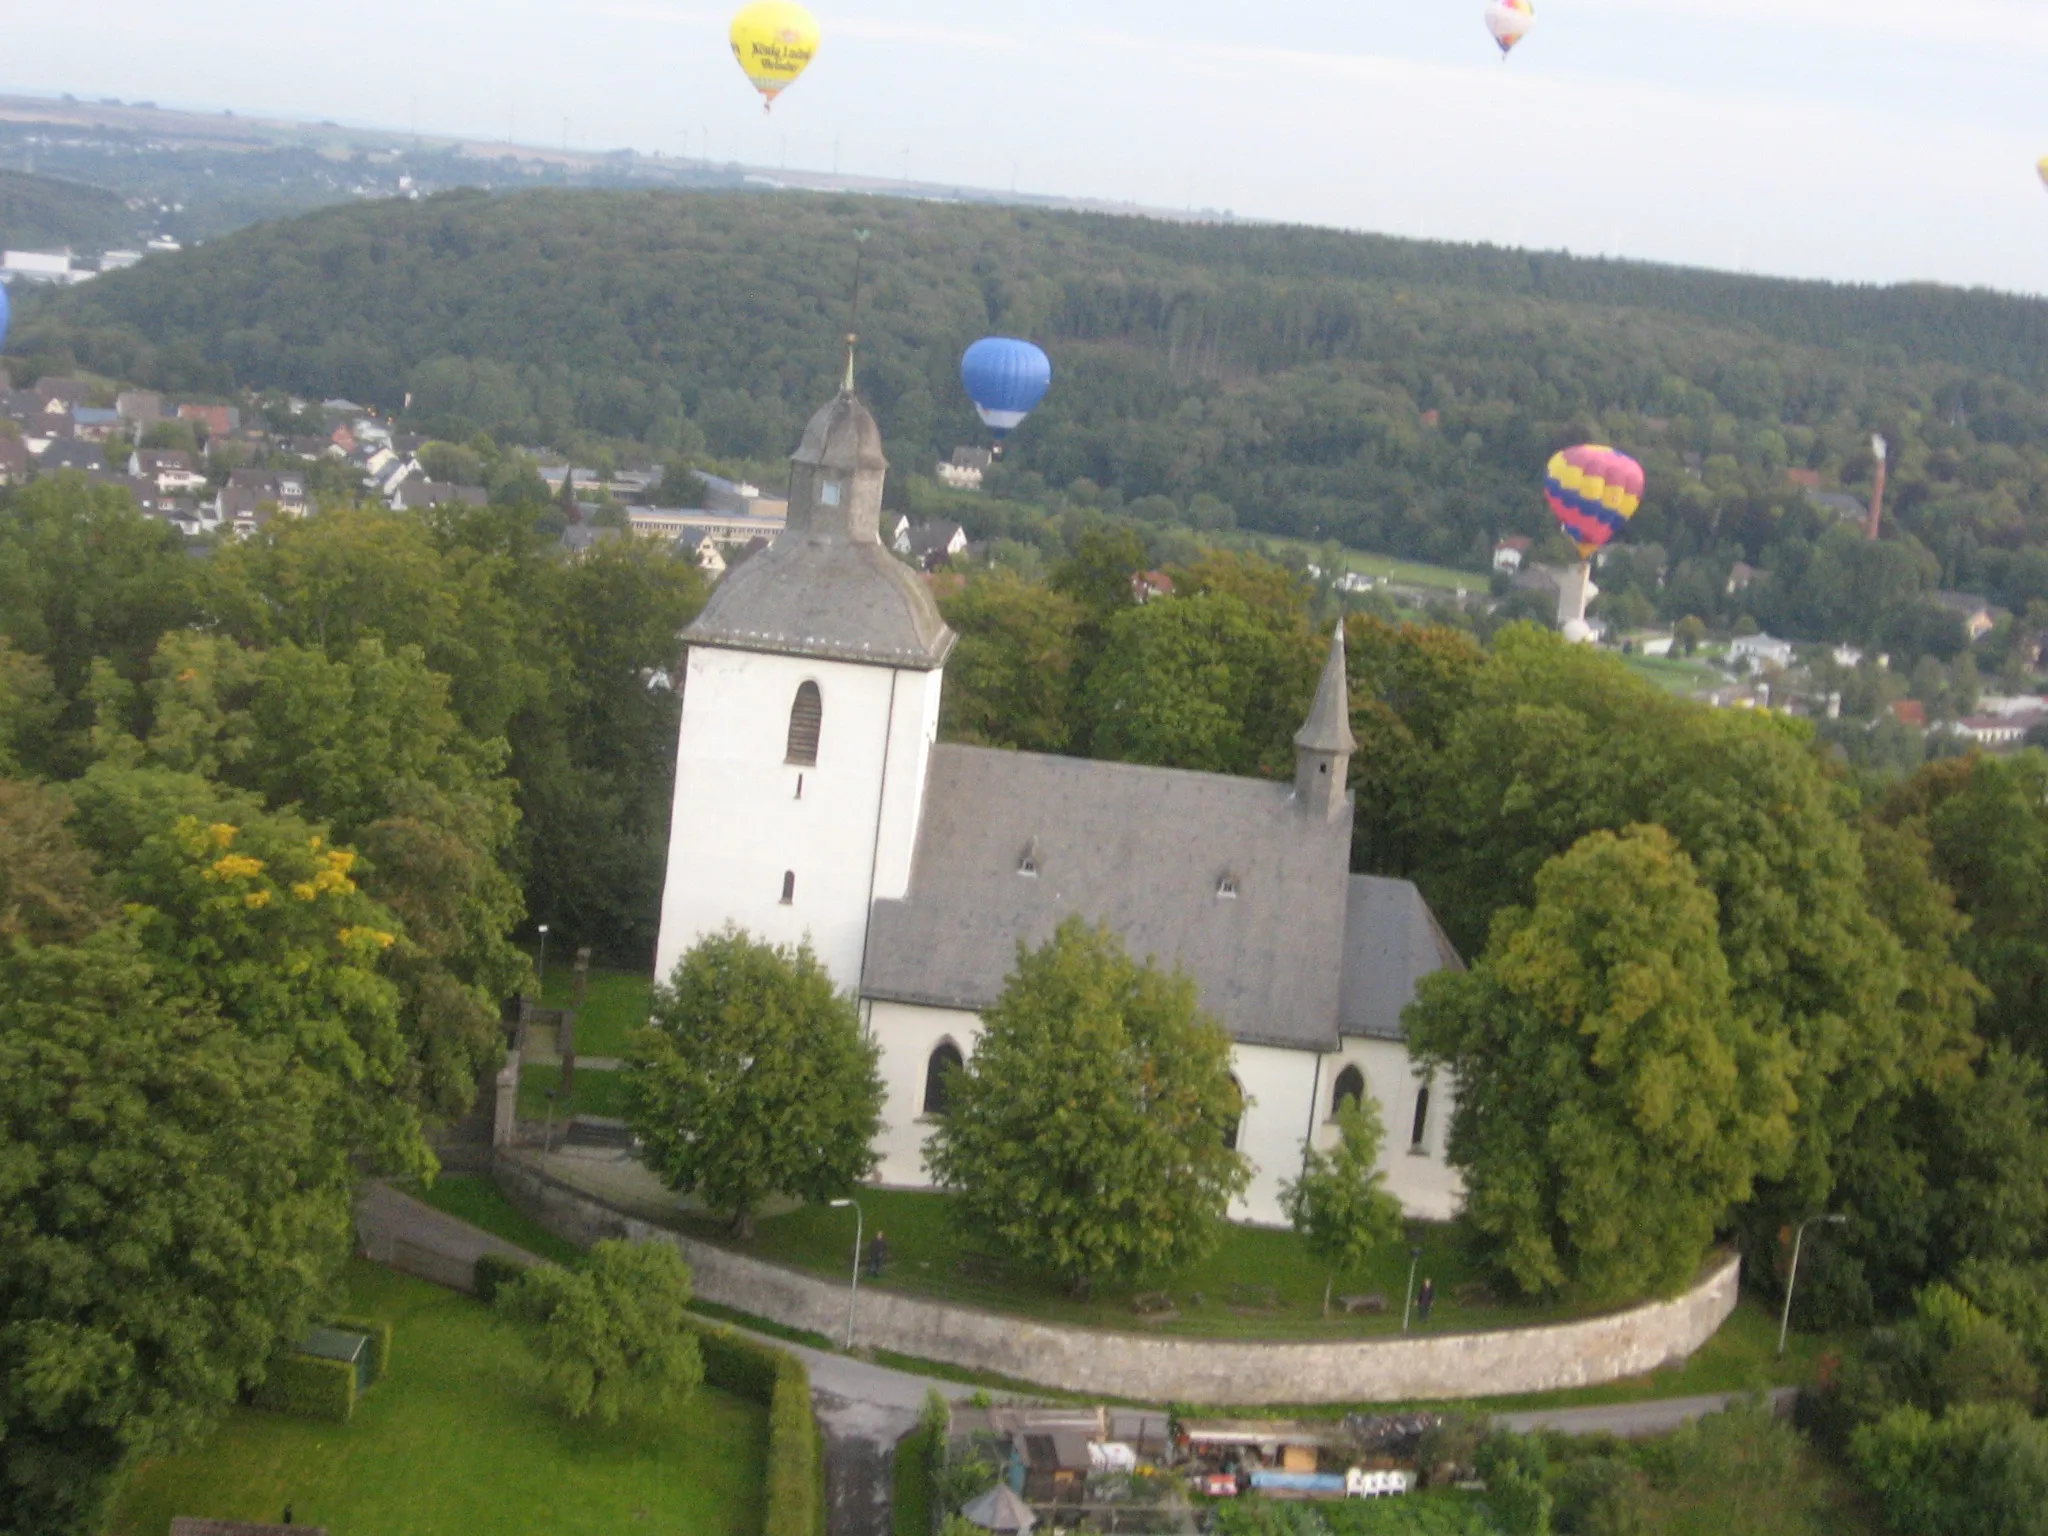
[{"xmin": 652, "ymin": 380, "xmax": 955, "ymax": 991}]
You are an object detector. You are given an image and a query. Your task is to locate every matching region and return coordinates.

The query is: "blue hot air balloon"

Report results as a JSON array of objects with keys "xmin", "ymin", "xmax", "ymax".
[{"xmin": 960, "ymin": 337, "xmax": 1051, "ymax": 447}]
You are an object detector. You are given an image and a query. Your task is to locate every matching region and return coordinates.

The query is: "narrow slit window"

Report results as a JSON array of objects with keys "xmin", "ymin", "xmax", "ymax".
[
  {"xmin": 786, "ymin": 681, "xmax": 822, "ymax": 766},
  {"xmin": 794, "ymin": 773, "xmax": 804, "ymax": 800},
  {"xmin": 779, "ymin": 870, "xmax": 795, "ymax": 905},
  {"xmin": 1332, "ymin": 1065, "xmax": 1365, "ymax": 1118},
  {"xmin": 820, "ymin": 480, "xmax": 843, "ymax": 507},
  {"xmin": 1411, "ymin": 1086, "xmax": 1431, "ymax": 1150}
]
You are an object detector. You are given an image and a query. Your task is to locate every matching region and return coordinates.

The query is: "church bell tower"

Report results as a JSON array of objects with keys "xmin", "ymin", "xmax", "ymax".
[{"xmin": 652, "ymin": 383, "xmax": 955, "ymax": 992}]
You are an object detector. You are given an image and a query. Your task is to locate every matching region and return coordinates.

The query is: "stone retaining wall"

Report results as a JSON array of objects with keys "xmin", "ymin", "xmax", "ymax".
[{"xmin": 493, "ymin": 1154, "xmax": 1741, "ymax": 1406}]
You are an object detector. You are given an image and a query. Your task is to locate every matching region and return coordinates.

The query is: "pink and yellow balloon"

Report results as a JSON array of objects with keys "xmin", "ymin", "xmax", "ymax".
[
  {"xmin": 1543, "ymin": 445, "xmax": 1645, "ymax": 560},
  {"xmin": 1484, "ymin": 0, "xmax": 1535, "ymax": 59}
]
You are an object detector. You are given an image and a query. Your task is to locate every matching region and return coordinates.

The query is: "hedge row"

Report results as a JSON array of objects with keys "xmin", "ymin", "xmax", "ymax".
[
  {"xmin": 329, "ymin": 1314, "xmax": 393, "ymax": 1384},
  {"xmin": 251, "ymin": 1352, "xmax": 356, "ymax": 1423},
  {"xmin": 683, "ymin": 1316, "xmax": 826, "ymax": 1536}
]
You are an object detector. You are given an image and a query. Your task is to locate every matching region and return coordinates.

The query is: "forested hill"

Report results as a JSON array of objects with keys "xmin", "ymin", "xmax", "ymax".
[
  {"xmin": 0, "ymin": 169, "xmax": 136, "ymax": 252},
  {"xmin": 18, "ymin": 187, "xmax": 2048, "ymax": 624}
]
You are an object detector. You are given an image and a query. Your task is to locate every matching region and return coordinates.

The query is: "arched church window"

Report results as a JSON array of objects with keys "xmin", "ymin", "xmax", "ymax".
[
  {"xmin": 923, "ymin": 1041, "xmax": 963, "ymax": 1116},
  {"xmin": 1411, "ymin": 1085, "xmax": 1431, "ymax": 1151},
  {"xmin": 1222, "ymin": 1076, "xmax": 1245, "ymax": 1152},
  {"xmin": 1332, "ymin": 1065, "xmax": 1365, "ymax": 1118},
  {"xmin": 780, "ymin": 870, "xmax": 795, "ymax": 905},
  {"xmin": 786, "ymin": 681, "xmax": 822, "ymax": 766}
]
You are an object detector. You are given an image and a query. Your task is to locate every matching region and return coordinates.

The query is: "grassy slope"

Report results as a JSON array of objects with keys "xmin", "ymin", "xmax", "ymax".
[
  {"xmin": 111, "ymin": 1261, "xmax": 766, "ymax": 1536},
  {"xmin": 670, "ymin": 1186, "xmax": 1580, "ymax": 1341},
  {"xmin": 1622, "ymin": 654, "xmax": 1727, "ymax": 694}
]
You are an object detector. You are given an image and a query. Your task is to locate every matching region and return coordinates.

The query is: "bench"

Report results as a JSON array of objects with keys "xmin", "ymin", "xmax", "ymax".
[
  {"xmin": 1337, "ymin": 1292, "xmax": 1389, "ymax": 1315},
  {"xmin": 1228, "ymin": 1282, "xmax": 1281, "ymax": 1311},
  {"xmin": 1132, "ymin": 1290, "xmax": 1178, "ymax": 1320}
]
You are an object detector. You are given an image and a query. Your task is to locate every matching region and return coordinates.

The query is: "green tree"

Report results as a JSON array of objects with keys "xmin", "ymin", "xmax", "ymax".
[
  {"xmin": 1407, "ymin": 825, "xmax": 1796, "ymax": 1301},
  {"xmin": 1673, "ymin": 616, "xmax": 1707, "ymax": 656},
  {"xmin": 1850, "ymin": 1402, "xmax": 2048, "ymax": 1536},
  {"xmin": 0, "ymin": 779, "xmax": 103, "ymax": 945},
  {"xmin": 498, "ymin": 1240, "xmax": 704, "ymax": 1424},
  {"xmin": 0, "ymin": 925, "xmax": 343, "ymax": 1535},
  {"xmin": 1279, "ymin": 1095, "xmax": 1405, "ymax": 1316},
  {"xmin": 937, "ymin": 571, "xmax": 1083, "ymax": 753},
  {"xmin": 64, "ymin": 766, "xmax": 429, "ymax": 1177},
  {"xmin": 624, "ymin": 927, "xmax": 883, "ymax": 1236},
  {"xmin": 924, "ymin": 917, "xmax": 1250, "ymax": 1295}
]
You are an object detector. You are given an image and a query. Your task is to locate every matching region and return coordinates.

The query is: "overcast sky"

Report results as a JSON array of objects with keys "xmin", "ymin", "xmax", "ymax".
[{"xmin": 9, "ymin": 0, "xmax": 2048, "ymax": 294}]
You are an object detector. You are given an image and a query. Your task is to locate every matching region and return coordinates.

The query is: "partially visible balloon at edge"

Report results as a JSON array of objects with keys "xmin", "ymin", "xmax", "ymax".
[
  {"xmin": 0, "ymin": 283, "xmax": 10, "ymax": 354},
  {"xmin": 729, "ymin": 1, "xmax": 820, "ymax": 111},
  {"xmin": 961, "ymin": 337, "xmax": 1053, "ymax": 440},
  {"xmin": 1485, "ymin": 0, "xmax": 1535, "ymax": 57},
  {"xmin": 1544, "ymin": 444, "xmax": 1644, "ymax": 561},
  {"xmin": 2037, "ymin": 154, "xmax": 2048, "ymax": 192}
]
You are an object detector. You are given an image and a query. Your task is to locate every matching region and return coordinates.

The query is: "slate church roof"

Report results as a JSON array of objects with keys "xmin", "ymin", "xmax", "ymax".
[
  {"xmin": 862, "ymin": 746, "xmax": 1460, "ymax": 1053},
  {"xmin": 687, "ymin": 389, "xmax": 955, "ymax": 670}
]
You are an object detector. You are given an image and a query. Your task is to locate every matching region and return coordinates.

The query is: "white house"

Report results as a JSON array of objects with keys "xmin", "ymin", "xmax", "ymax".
[
  {"xmin": 1728, "ymin": 633, "xmax": 1794, "ymax": 671},
  {"xmin": 653, "ymin": 383, "xmax": 1465, "ymax": 1226},
  {"xmin": 1492, "ymin": 537, "xmax": 1531, "ymax": 574}
]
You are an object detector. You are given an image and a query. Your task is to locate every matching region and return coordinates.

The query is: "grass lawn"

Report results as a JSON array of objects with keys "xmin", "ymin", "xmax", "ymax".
[
  {"xmin": 110, "ymin": 1261, "xmax": 766, "ymax": 1536},
  {"xmin": 531, "ymin": 963, "xmax": 654, "ymax": 1059},
  {"xmin": 668, "ymin": 1186, "xmax": 1596, "ymax": 1341},
  {"xmin": 1622, "ymin": 654, "xmax": 1727, "ymax": 694},
  {"xmin": 517, "ymin": 1061, "xmax": 634, "ymax": 1122},
  {"xmin": 1226, "ymin": 533, "xmax": 1482, "ymax": 594}
]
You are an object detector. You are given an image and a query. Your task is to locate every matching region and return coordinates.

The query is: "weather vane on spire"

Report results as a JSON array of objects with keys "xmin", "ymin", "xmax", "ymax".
[{"xmin": 843, "ymin": 228, "xmax": 872, "ymax": 392}]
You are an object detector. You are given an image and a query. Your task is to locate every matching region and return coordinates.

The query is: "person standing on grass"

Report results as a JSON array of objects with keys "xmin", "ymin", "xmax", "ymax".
[
  {"xmin": 868, "ymin": 1230, "xmax": 888, "ymax": 1279},
  {"xmin": 1417, "ymin": 1277, "xmax": 1435, "ymax": 1324}
]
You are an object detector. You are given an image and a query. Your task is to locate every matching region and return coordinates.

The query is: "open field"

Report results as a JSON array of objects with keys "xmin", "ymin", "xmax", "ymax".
[
  {"xmin": 1224, "ymin": 533, "xmax": 1484, "ymax": 594},
  {"xmin": 110, "ymin": 1261, "xmax": 766, "ymax": 1536},
  {"xmin": 1622, "ymin": 654, "xmax": 1728, "ymax": 694}
]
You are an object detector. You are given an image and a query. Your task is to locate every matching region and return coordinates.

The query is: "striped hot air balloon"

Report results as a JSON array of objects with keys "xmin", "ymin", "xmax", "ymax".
[
  {"xmin": 1544, "ymin": 445, "xmax": 1644, "ymax": 560},
  {"xmin": 1485, "ymin": 0, "xmax": 1535, "ymax": 59}
]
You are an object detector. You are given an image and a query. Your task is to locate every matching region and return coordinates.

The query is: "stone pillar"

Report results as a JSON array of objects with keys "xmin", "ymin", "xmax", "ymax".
[{"xmin": 492, "ymin": 1053, "xmax": 521, "ymax": 1149}]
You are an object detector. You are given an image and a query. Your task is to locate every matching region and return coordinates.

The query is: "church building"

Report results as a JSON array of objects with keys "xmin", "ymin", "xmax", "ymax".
[{"xmin": 654, "ymin": 382, "xmax": 1465, "ymax": 1225}]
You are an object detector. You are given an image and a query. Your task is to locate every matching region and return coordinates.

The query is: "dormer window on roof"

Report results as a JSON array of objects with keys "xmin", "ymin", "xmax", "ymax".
[
  {"xmin": 1217, "ymin": 872, "xmax": 1239, "ymax": 899},
  {"xmin": 1018, "ymin": 838, "xmax": 1040, "ymax": 877}
]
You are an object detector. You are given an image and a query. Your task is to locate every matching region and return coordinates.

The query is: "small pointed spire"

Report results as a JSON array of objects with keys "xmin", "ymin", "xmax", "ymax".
[
  {"xmin": 842, "ymin": 332, "xmax": 857, "ymax": 394},
  {"xmin": 1295, "ymin": 622, "xmax": 1357, "ymax": 754}
]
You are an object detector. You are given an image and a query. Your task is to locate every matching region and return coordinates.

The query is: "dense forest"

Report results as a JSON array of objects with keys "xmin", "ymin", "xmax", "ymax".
[
  {"xmin": 0, "ymin": 169, "xmax": 139, "ymax": 252},
  {"xmin": 18, "ymin": 185, "xmax": 2048, "ymax": 653}
]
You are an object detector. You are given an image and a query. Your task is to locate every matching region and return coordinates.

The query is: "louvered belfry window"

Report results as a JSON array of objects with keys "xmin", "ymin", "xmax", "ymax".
[{"xmin": 786, "ymin": 681, "xmax": 822, "ymax": 765}]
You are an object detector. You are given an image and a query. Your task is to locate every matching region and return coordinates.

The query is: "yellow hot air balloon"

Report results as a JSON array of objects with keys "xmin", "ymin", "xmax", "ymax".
[
  {"xmin": 2038, "ymin": 155, "xmax": 2048, "ymax": 192},
  {"xmin": 730, "ymin": 2, "xmax": 820, "ymax": 112}
]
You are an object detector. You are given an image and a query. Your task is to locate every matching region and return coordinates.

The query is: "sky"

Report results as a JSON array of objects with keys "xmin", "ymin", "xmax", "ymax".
[{"xmin": 7, "ymin": 0, "xmax": 2048, "ymax": 294}]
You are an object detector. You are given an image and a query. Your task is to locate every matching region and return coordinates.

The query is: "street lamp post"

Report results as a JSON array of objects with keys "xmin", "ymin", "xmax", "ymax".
[
  {"xmin": 1401, "ymin": 1245, "xmax": 1425, "ymax": 1333},
  {"xmin": 1778, "ymin": 1214, "xmax": 1847, "ymax": 1357},
  {"xmin": 536, "ymin": 923, "xmax": 551, "ymax": 992},
  {"xmin": 830, "ymin": 1197, "xmax": 865, "ymax": 1350}
]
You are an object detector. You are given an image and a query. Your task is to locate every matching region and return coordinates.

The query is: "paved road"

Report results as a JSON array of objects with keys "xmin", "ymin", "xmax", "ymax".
[
  {"xmin": 356, "ymin": 1182, "xmax": 977, "ymax": 1536},
  {"xmin": 1496, "ymin": 1386, "xmax": 1799, "ymax": 1439}
]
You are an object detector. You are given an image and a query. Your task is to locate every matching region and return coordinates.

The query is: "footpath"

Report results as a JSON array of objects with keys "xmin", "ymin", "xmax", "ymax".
[{"xmin": 354, "ymin": 1181, "xmax": 1797, "ymax": 1536}]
